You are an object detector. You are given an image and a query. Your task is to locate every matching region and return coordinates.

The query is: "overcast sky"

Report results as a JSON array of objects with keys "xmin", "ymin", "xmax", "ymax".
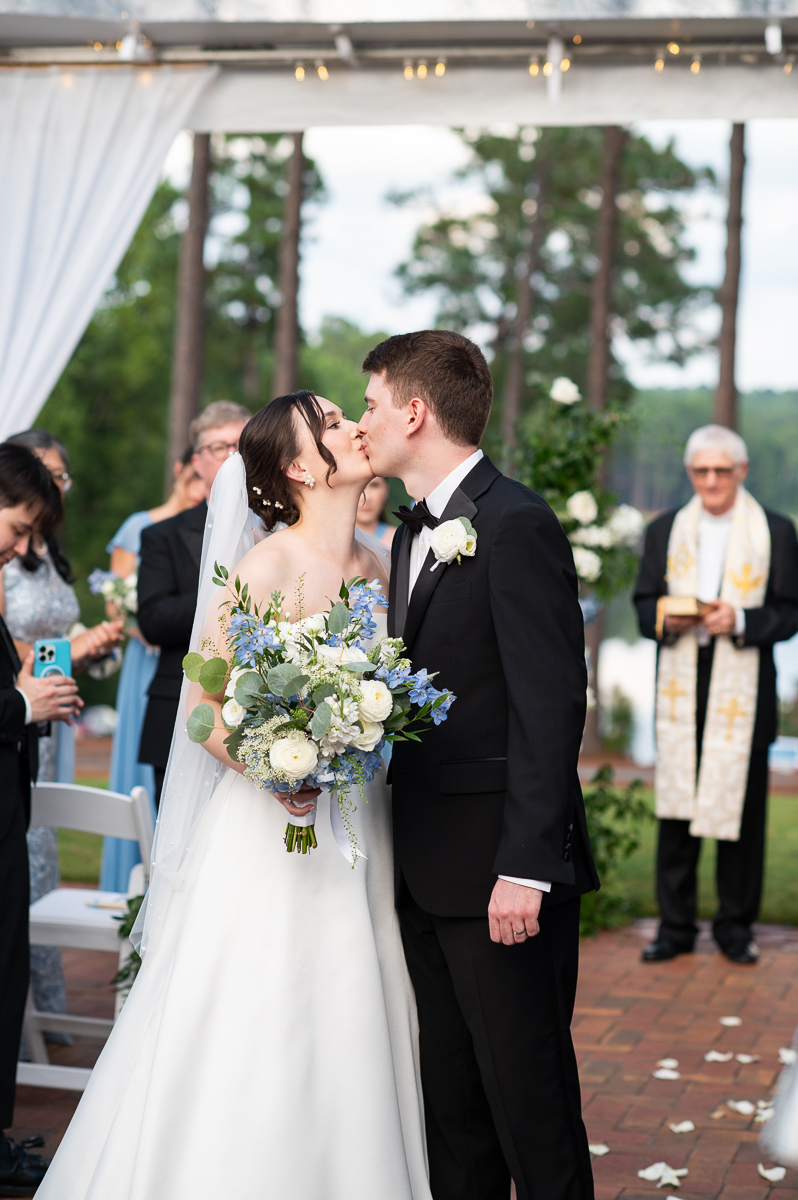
[{"xmin": 166, "ymin": 118, "xmax": 798, "ymax": 393}]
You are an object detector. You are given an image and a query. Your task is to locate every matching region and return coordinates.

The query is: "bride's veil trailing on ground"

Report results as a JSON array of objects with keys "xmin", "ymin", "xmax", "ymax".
[
  {"xmin": 132, "ymin": 452, "xmax": 392, "ymax": 955},
  {"xmin": 132, "ymin": 453, "xmax": 258, "ymax": 956}
]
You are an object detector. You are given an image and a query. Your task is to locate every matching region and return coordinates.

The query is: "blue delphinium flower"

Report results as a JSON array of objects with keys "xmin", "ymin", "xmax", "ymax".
[
  {"xmin": 430, "ymin": 691, "xmax": 455, "ymax": 725},
  {"xmin": 407, "ymin": 669, "xmax": 434, "ymax": 705}
]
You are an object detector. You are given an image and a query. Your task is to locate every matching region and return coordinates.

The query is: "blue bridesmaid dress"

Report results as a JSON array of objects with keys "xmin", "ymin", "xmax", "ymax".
[{"xmin": 99, "ymin": 512, "xmax": 158, "ymax": 892}]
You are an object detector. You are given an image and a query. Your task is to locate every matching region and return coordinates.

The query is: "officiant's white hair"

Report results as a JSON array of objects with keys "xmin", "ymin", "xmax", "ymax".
[{"xmin": 684, "ymin": 424, "xmax": 748, "ymax": 467}]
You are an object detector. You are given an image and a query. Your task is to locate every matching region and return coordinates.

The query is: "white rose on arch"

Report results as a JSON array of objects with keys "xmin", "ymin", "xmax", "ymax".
[
  {"xmin": 429, "ymin": 517, "xmax": 477, "ymax": 572},
  {"xmin": 269, "ymin": 733, "xmax": 319, "ymax": 781},
  {"xmin": 550, "ymin": 377, "xmax": 581, "ymax": 405},
  {"xmin": 358, "ymin": 680, "xmax": 393, "ymax": 723},
  {"xmin": 607, "ymin": 503, "xmax": 645, "ymax": 546},
  {"xmin": 351, "ymin": 719, "xmax": 384, "ymax": 752},
  {"xmin": 566, "ymin": 490, "xmax": 599, "ymax": 525},
  {"xmin": 570, "ymin": 524, "xmax": 613, "ymax": 549},
  {"xmin": 572, "ymin": 546, "xmax": 602, "ymax": 582}
]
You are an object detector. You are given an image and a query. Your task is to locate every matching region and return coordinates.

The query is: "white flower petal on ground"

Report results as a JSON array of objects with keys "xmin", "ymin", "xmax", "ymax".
[
  {"xmin": 705, "ymin": 1051, "xmax": 735, "ymax": 1062},
  {"xmin": 637, "ymin": 1162, "xmax": 688, "ymax": 1188},
  {"xmin": 653, "ymin": 1068, "xmax": 681, "ymax": 1080},
  {"xmin": 588, "ymin": 1144, "xmax": 610, "ymax": 1156},
  {"xmin": 719, "ymin": 1016, "xmax": 742, "ymax": 1026},
  {"xmin": 726, "ymin": 1099, "xmax": 755, "ymax": 1115},
  {"xmin": 755, "ymin": 1108, "xmax": 775, "ymax": 1123},
  {"xmin": 657, "ymin": 1058, "xmax": 680, "ymax": 1070},
  {"xmin": 758, "ymin": 1165, "xmax": 787, "ymax": 1182},
  {"xmin": 566, "ymin": 490, "xmax": 599, "ymax": 525},
  {"xmin": 779, "ymin": 1047, "xmax": 797, "ymax": 1065},
  {"xmin": 572, "ymin": 546, "xmax": 602, "ymax": 582},
  {"xmin": 669, "ymin": 1121, "xmax": 695, "ymax": 1133},
  {"xmin": 735, "ymin": 1054, "xmax": 760, "ymax": 1064},
  {"xmin": 550, "ymin": 376, "xmax": 581, "ymax": 404}
]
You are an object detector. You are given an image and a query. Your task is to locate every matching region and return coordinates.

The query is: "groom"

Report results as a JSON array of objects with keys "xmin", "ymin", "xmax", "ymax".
[{"xmin": 358, "ymin": 331, "xmax": 598, "ymax": 1200}]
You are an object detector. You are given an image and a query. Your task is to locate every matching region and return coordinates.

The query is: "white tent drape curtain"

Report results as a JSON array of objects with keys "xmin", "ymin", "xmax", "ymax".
[{"xmin": 0, "ymin": 65, "xmax": 217, "ymax": 439}]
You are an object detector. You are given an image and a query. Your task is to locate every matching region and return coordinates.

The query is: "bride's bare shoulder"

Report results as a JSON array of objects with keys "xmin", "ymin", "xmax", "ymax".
[{"xmin": 232, "ymin": 530, "xmax": 298, "ymax": 592}]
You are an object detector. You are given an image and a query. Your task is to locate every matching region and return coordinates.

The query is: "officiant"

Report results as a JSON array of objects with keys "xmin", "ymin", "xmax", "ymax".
[{"xmin": 635, "ymin": 424, "xmax": 798, "ymax": 965}]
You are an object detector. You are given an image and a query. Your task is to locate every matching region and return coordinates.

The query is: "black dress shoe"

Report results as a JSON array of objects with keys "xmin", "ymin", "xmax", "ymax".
[
  {"xmin": 642, "ymin": 940, "xmax": 693, "ymax": 962},
  {"xmin": 724, "ymin": 940, "xmax": 760, "ymax": 965},
  {"xmin": 0, "ymin": 1136, "xmax": 50, "ymax": 1196}
]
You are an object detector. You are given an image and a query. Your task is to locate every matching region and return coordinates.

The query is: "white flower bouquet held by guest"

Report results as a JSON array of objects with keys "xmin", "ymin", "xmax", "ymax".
[
  {"xmin": 184, "ymin": 568, "xmax": 454, "ymax": 859},
  {"xmin": 88, "ymin": 568, "xmax": 138, "ymax": 616}
]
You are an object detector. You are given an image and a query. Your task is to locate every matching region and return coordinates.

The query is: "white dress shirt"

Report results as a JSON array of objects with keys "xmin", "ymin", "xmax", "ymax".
[
  {"xmin": 405, "ymin": 449, "xmax": 551, "ymax": 895},
  {"xmin": 695, "ymin": 508, "xmax": 745, "ymax": 646}
]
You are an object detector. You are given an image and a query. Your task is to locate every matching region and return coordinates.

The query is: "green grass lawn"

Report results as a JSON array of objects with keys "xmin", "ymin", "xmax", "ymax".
[
  {"xmin": 614, "ymin": 789, "xmax": 798, "ymax": 926},
  {"xmin": 57, "ymin": 775, "xmax": 107, "ymax": 885}
]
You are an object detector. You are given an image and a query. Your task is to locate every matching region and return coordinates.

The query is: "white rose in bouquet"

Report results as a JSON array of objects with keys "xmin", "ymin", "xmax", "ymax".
[
  {"xmin": 358, "ymin": 679, "xmax": 393, "ymax": 723},
  {"xmin": 317, "ymin": 643, "xmax": 370, "ymax": 670},
  {"xmin": 550, "ymin": 377, "xmax": 581, "ymax": 405},
  {"xmin": 351, "ymin": 719, "xmax": 384, "ymax": 752},
  {"xmin": 299, "ymin": 613, "xmax": 326, "ymax": 636},
  {"xmin": 572, "ymin": 546, "xmax": 602, "ymax": 582},
  {"xmin": 224, "ymin": 665, "xmax": 250, "ymax": 698},
  {"xmin": 429, "ymin": 519, "xmax": 469, "ymax": 565},
  {"xmin": 566, "ymin": 490, "xmax": 598, "ymax": 525},
  {"xmin": 221, "ymin": 698, "xmax": 245, "ymax": 728},
  {"xmin": 607, "ymin": 503, "xmax": 645, "ymax": 546},
  {"xmin": 269, "ymin": 733, "xmax": 319, "ymax": 781},
  {"xmin": 570, "ymin": 524, "xmax": 613, "ymax": 548}
]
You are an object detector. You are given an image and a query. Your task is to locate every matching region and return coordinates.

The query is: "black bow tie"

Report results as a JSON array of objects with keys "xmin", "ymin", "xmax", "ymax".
[{"xmin": 394, "ymin": 500, "xmax": 440, "ymax": 537}]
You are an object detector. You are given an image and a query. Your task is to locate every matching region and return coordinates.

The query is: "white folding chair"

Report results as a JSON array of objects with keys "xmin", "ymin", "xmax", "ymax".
[{"xmin": 17, "ymin": 782, "xmax": 153, "ymax": 1092}]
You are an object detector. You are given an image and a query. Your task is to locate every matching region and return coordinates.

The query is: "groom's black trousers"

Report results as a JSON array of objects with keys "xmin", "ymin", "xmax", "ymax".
[{"xmin": 398, "ymin": 888, "xmax": 594, "ymax": 1200}]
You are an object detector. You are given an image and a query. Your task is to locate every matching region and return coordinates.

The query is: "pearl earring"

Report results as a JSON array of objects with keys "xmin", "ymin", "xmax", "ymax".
[{"xmin": 304, "ymin": 471, "xmax": 316, "ymax": 489}]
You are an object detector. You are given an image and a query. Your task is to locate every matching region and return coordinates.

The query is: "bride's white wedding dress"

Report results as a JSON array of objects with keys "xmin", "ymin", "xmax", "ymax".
[{"xmin": 38, "ymin": 615, "xmax": 431, "ymax": 1200}]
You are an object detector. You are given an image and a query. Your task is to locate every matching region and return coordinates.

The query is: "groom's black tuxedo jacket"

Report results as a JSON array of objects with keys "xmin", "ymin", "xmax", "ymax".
[{"xmin": 389, "ymin": 455, "xmax": 599, "ymax": 918}]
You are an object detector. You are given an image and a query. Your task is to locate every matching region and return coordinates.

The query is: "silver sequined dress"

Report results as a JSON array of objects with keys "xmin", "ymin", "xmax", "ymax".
[{"xmin": 4, "ymin": 551, "xmax": 80, "ymax": 1021}]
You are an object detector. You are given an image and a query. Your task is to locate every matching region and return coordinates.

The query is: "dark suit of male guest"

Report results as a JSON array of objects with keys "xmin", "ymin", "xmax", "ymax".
[
  {"xmin": 0, "ymin": 618, "xmax": 39, "ymax": 1132},
  {"xmin": 137, "ymin": 501, "xmax": 206, "ymax": 804},
  {"xmin": 634, "ymin": 507, "xmax": 798, "ymax": 953},
  {"xmin": 390, "ymin": 455, "xmax": 598, "ymax": 1200}
]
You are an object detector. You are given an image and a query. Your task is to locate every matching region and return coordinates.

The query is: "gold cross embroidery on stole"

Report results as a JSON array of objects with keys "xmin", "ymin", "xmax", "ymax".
[
  {"xmin": 661, "ymin": 677, "xmax": 686, "ymax": 721},
  {"xmin": 718, "ymin": 696, "xmax": 747, "ymax": 740}
]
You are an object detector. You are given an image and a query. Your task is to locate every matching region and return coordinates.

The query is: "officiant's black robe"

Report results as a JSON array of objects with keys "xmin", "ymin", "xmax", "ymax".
[
  {"xmin": 0, "ymin": 616, "xmax": 39, "ymax": 1130},
  {"xmin": 389, "ymin": 454, "xmax": 597, "ymax": 1200}
]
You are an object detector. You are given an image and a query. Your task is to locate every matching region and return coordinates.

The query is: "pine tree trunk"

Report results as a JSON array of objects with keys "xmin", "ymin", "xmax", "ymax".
[
  {"xmin": 165, "ymin": 132, "xmax": 210, "ymax": 492},
  {"xmin": 273, "ymin": 132, "xmax": 304, "ymax": 397},
  {"xmin": 501, "ymin": 163, "xmax": 548, "ymax": 462},
  {"xmin": 714, "ymin": 123, "xmax": 745, "ymax": 431},
  {"xmin": 582, "ymin": 125, "xmax": 626, "ymax": 757}
]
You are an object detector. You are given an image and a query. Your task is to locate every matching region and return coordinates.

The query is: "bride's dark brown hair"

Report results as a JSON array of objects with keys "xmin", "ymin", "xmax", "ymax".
[{"xmin": 239, "ymin": 391, "xmax": 338, "ymax": 530}]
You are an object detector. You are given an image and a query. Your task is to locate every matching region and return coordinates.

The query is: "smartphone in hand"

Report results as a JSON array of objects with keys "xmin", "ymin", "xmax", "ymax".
[{"xmin": 33, "ymin": 638, "xmax": 72, "ymax": 678}]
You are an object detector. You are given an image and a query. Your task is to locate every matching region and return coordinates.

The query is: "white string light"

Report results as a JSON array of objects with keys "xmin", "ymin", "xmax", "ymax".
[
  {"xmin": 435, "ymin": 58, "xmax": 446, "ymax": 76},
  {"xmin": 529, "ymin": 55, "xmax": 540, "ymax": 76},
  {"xmin": 417, "ymin": 59, "xmax": 428, "ymax": 78},
  {"xmin": 691, "ymin": 54, "xmax": 701, "ymax": 74},
  {"xmin": 316, "ymin": 60, "xmax": 329, "ymax": 80},
  {"xmin": 295, "ymin": 62, "xmax": 305, "ymax": 81},
  {"xmin": 403, "ymin": 59, "xmax": 414, "ymax": 80}
]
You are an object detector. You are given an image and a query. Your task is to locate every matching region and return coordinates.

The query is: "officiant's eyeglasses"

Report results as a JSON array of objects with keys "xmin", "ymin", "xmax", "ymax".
[
  {"xmin": 689, "ymin": 466, "xmax": 735, "ymax": 479},
  {"xmin": 197, "ymin": 440, "xmax": 240, "ymax": 461}
]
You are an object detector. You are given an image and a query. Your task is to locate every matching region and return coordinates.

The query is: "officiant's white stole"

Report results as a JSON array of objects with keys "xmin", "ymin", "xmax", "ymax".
[{"xmin": 655, "ymin": 488, "xmax": 770, "ymax": 841}]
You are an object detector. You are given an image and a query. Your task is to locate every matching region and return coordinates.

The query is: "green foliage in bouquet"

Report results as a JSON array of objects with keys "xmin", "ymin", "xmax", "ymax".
[
  {"xmin": 110, "ymin": 893, "xmax": 145, "ymax": 993},
  {"xmin": 579, "ymin": 765, "xmax": 653, "ymax": 937}
]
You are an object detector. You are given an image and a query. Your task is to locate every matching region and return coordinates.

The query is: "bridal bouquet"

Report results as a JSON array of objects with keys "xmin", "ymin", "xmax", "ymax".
[
  {"xmin": 184, "ymin": 566, "xmax": 454, "ymax": 860},
  {"xmin": 88, "ymin": 568, "xmax": 138, "ymax": 616}
]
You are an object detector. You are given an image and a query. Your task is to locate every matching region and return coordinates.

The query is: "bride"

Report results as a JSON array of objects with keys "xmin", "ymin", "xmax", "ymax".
[{"xmin": 39, "ymin": 392, "xmax": 432, "ymax": 1200}]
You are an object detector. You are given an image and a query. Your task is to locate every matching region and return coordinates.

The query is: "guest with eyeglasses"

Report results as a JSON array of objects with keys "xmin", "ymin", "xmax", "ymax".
[
  {"xmin": 98, "ymin": 448, "xmax": 205, "ymax": 892},
  {"xmin": 0, "ymin": 429, "xmax": 124, "ymax": 1045},
  {"xmin": 137, "ymin": 401, "xmax": 251, "ymax": 807}
]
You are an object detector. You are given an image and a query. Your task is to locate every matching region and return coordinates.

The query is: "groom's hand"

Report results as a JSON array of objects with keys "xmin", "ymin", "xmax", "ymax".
[{"xmin": 488, "ymin": 879, "xmax": 542, "ymax": 945}]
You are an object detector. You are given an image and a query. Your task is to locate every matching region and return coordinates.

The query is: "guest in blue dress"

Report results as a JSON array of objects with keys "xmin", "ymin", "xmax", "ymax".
[
  {"xmin": 357, "ymin": 476, "xmax": 396, "ymax": 547},
  {"xmin": 99, "ymin": 452, "xmax": 204, "ymax": 892}
]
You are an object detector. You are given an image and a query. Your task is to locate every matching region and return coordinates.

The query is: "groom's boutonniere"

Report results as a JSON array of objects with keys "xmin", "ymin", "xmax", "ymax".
[{"xmin": 429, "ymin": 517, "xmax": 477, "ymax": 572}]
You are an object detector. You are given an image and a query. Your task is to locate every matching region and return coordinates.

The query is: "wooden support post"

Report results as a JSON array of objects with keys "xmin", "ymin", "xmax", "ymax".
[
  {"xmin": 273, "ymin": 132, "xmax": 304, "ymax": 398},
  {"xmin": 714, "ymin": 123, "xmax": 745, "ymax": 431},
  {"xmin": 165, "ymin": 132, "xmax": 210, "ymax": 492}
]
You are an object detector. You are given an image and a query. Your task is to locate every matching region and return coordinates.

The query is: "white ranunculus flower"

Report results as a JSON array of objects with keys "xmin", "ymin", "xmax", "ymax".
[
  {"xmin": 572, "ymin": 546, "xmax": 602, "ymax": 582},
  {"xmin": 224, "ymin": 665, "xmax": 250, "ymax": 698},
  {"xmin": 570, "ymin": 524, "xmax": 613, "ymax": 549},
  {"xmin": 299, "ymin": 613, "xmax": 326, "ymax": 637},
  {"xmin": 429, "ymin": 519, "xmax": 469, "ymax": 565},
  {"xmin": 317, "ymin": 643, "xmax": 370, "ymax": 670},
  {"xmin": 221, "ymin": 698, "xmax": 245, "ymax": 727},
  {"xmin": 550, "ymin": 376, "xmax": 581, "ymax": 404},
  {"xmin": 566, "ymin": 490, "xmax": 598, "ymax": 525},
  {"xmin": 607, "ymin": 503, "xmax": 645, "ymax": 546},
  {"xmin": 358, "ymin": 679, "xmax": 393, "ymax": 723},
  {"xmin": 269, "ymin": 734, "xmax": 319, "ymax": 781},
  {"xmin": 351, "ymin": 719, "xmax": 384, "ymax": 752}
]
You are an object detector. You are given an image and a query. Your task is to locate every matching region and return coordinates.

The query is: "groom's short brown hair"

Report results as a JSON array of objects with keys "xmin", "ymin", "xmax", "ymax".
[{"xmin": 362, "ymin": 330, "xmax": 493, "ymax": 447}]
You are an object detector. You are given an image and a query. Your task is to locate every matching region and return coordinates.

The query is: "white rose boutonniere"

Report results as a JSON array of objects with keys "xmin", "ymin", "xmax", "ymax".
[{"xmin": 429, "ymin": 517, "xmax": 478, "ymax": 572}]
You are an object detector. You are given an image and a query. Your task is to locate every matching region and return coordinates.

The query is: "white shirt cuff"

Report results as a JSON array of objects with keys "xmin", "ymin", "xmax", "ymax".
[
  {"xmin": 499, "ymin": 875, "xmax": 552, "ymax": 892},
  {"xmin": 16, "ymin": 687, "xmax": 33, "ymax": 725},
  {"xmin": 734, "ymin": 607, "xmax": 745, "ymax": 637}
]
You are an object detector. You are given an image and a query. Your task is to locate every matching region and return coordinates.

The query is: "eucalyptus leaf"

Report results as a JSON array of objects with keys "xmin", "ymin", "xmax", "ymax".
[
  {"xmin": 223, "ymin": 727, "xmax": 245, "ymax": 762},
  {"xmin": 312, "ymin": 682, "xmax": 336, "ymax": 705},
  {"xmin": 234, "ymin": 671, "xmax": 265, "ymax": 706},
  {"xmin": 198, "ymin": 657, "xmax": 229, "ymax": 694},
  {"xmin": 182, "ymin": 652, "xmax": 205, "ymax": 683},
  {"xmin": 267, "ymin": 664, "xmax": 309, "ymax": 698},
  {"xmin": 284, "ymin": 673, "xmax": 310, "ymax": 698},
  {"xmin": 187, "ymin": 703, "xmax": 216, "ymax": 743},
  {"xmin": 310, "ymin": 703, "xmax": 332, "ymax": 739},
  {"xmin": 327, "ymin": 601, "xmax": 351, "ymax": 635}
]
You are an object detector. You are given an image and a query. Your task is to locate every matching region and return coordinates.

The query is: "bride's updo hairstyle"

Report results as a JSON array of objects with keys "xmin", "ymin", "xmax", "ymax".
[{"xmin": 239, "ymin": 391, "xmax": 337, "ymax": 530}]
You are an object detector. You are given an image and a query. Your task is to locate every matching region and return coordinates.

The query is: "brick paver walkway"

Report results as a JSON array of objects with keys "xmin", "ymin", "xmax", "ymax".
[{"xmin": 10, "ymin": 921, "xmax": 798, "ymax": 1198}]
